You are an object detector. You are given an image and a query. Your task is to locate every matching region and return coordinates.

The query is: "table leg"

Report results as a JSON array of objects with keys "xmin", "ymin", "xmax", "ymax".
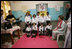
[
  {"xmin": 1, "ymin": 34, "xmax": 5, "ymax": 43},
  {"xmin": 10, "ymin": 34, "xmax": 14, "ymax": 44},
  {"xmin": 17, "ymin": 29, "xmax": 20, "ymax": 39}
]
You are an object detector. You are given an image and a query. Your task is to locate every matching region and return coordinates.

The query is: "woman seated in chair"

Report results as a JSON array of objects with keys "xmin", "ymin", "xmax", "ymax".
[{"xmin": 51, "ymin": 15, "xmax": 66, "ymax": 40}]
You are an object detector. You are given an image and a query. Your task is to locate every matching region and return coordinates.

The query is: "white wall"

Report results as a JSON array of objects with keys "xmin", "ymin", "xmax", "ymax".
[{"xmin": 10, "ymin": 1, "xmax": 66, "ymax": 11}]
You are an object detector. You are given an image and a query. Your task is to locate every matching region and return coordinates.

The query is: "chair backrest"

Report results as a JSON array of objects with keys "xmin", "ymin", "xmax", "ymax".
[{"xmin": 64, "ymin": 24, "xmax": 68, "ymax": 35}]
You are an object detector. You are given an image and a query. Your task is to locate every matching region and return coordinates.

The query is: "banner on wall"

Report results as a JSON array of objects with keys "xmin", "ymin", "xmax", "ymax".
[
  {"xmin": 36, "ymin": 3, "xmax": 48, "ymax": 16},
  {"xmin": 55, "ymin": 5, "xmax": 60, "ymax": 11},
  {"xmin": 36, "ymin": 3, "xmax": 48, "ymax": 12}
]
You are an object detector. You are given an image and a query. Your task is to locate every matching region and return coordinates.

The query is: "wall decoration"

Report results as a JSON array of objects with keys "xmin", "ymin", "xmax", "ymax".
[
  {"xmin": 55, "ymin": 5, "xmax": 60, "ymax": 11},
  {"xmin": 36, "ymin": 3, "xmax": 48, "ymax": 16},
  {"xmin": 36, "ymin": 3, "xmax": 48, "ymax": 12}
]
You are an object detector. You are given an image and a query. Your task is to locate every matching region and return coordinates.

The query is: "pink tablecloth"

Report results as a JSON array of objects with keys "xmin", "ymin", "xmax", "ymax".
[{"xmin": 6, "ymin": 26, "xmax": 21, "ymax": 34}]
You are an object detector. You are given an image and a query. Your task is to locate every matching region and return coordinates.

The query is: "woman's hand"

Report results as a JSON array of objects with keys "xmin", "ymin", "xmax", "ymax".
[{"xmin": 53, "ymin": 29, "xmax": 57, "ymax": 31}]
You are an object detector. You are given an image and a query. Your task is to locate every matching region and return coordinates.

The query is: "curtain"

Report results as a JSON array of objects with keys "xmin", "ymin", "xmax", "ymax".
[{"xmin": 1, "ymin": 1, "xmax": 11, "ymax": 19}]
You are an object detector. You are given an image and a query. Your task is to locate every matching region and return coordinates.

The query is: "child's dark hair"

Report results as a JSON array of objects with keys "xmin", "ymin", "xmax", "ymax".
[
  {"xmin": 37, "ymin": 12, "xmax": 40, "ymax": 14},
  {"xmin": 47, "ymin": 12, "xmax": 49, "ymax": 14},
  {"xmin": 32, "ymin": 23, "xmax": 36, "ymax": 25},
  {"xmin": 33, "ymin": 14, "xmax": 36, "ymax": 17},
  {"xmin": 47, "ymin": 22, "xmax": 51, "ymax": 25},
  {"xmin": 40, "ymin": 23, "xmax": 44, "ymax": 26},
  {"xmin": 28, "ymin": 24, "xmax": 31, "ymax": 27}
]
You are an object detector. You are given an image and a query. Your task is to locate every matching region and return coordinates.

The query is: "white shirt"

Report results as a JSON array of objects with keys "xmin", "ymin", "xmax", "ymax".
[
  {"xmin": 26, "ymin": 27, "xmax": 31, "ymax": 31},
  {"xmin": 68, "ymin": 14, "xmax": 71, "ymax": 22},
  {"xmin": 31, "ymin": 17, "xmax": 37, "ymax": 24},
  {"xmin": 36, "ymin": 15, "xmax": 40, "ymax": 22},
  {"xmin": 39, "ymin": 26, "xmax": 44, "ymax": 31},
  {"xmin": 36, "ymin": 15, "xmax": 41, "ymax": 25},
  {"xmin": 45, "ymin": 15, "xmax": 51, "ymax": 21},
  {"xmin": 39, "ymin": 16, "xmax": 46, "ymax": 23},
  {"xmin": 32, "ymin": 25, "xmax": 37, "ymax": 30},
  {"xmin": 25, "ymin": 16, "xmax": 31, "ymax": 23},
  {"xmin": 45, "ymin": 25, "xmax": 52, "ymax": 30}
]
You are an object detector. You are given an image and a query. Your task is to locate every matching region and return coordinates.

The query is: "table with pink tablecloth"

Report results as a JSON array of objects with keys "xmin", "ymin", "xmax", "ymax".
[{"xmin": 6, "ymin": 26, "xmax": 21, "ymax": 34}]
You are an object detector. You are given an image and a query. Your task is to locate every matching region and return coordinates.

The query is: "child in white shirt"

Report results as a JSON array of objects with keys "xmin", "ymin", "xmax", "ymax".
[
  {"xmin": 25, "ymin": 13, "xmax": 31, "ymax": 26},
  {"xmin": 32, "ymin": 14, "xmax": 37, "ymax": 25},
  {"xmin": 36, "ymin": 12, "xmax": 40, "ymax": 27},
  {"xmin": 39, "ymin": 23, "xmax": 44, "ymax": 36},
  {"xmin": 23, "ymin": 13, "xmax": 31, "ymax": 33},
  {"xmin": 40, "ymin": 13, "xmax": 46, "ymax": 26},
  {"xmin": 45, "ymin": 22, "xmax": 52, "ymax": 36},
  {"xmin": 31, "ymin": 23, "xmax": 37, "ymax": 38},
  {"xmin": 46, "ymin": 12, "xmax": 51, "ymax": 24},
  {"xmin": 26, "ymin": 24, "xmax": 31, "ymax": 37}
]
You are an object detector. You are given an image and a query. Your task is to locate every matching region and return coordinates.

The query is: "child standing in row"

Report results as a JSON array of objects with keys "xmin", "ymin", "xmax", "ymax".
[
  {"xmin": 31, "ymin": 14, "xmax": 37, "ymax": 25},
  {"xmin": 23, "ymin": 12, "xmax": 31, "ymax": 33},
  {"xmin": 45, "ymin": 12, "xmax": 51, "ymax": 24},
  {"xmin": 36, "ymin": 12, "xmax": 40, "ymax": 27}
]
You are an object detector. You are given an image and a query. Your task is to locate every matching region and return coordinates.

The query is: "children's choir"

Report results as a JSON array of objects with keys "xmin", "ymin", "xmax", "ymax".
[{"xmin": 24, "ymin": 12, "xmax": 52, "ymax": 38}]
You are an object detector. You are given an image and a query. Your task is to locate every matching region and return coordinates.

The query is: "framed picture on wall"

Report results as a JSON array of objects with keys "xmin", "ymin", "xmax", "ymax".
[{"xmin": 36, "ymin": 3, "xmax": 48, "ymax": 12}]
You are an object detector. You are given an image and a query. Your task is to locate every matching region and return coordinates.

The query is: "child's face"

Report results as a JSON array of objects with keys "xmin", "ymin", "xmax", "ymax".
[
  {"xmin": 26, "ymin": 13, "xmax": 29, "ymax": 16},
  {"xmin": 47, "ymin": 13, "xmax": 49, "ymax": 15},
  {"xmin": 28, "ymin": 25, "xmax": 30, "ymax": 27},
  {"xmin": 33, "ymin": 15, "xmax": 36, "ymax": 18},
  {"xmin": 48, "ymin": 23, "xmax": 50, "ymax": 25},
  {"xmin": 42, "ymin": 14, "xmax": 44, "ymax": 17},
  {"xmin": 33, "ymin": 23, "xmax": 35, "ymax": 26},
  {"xmin": 48, "ymin": 23, "xmax": 51, "ymax": 25},
  {"xmin": 37, "ymin": 13, "xmax": 39, "ymax": 16}
]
